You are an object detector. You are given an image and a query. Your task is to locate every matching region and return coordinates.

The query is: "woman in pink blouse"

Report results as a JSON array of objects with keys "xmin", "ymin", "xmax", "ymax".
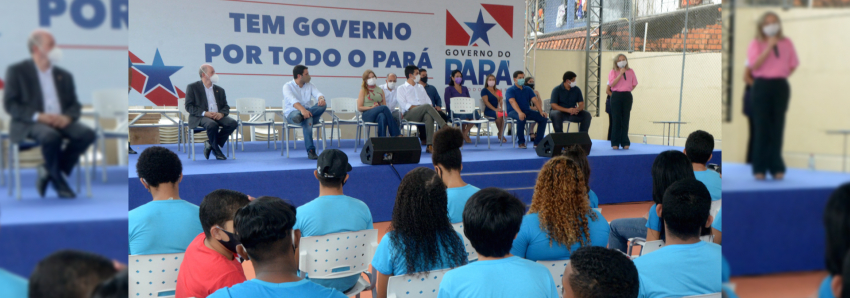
[
  {"xmin": 606, "ymin": 54, "xmax": 638, "ymax": 150},
  {"xmin": 747, "ymin": 11, "xmax": 798, "ymax": 180}
]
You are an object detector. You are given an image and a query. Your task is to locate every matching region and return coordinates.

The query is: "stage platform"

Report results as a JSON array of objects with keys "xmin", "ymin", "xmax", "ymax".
[
  {"xmin": 129, "ymin": 138, "xmax": 720, "ymax": 223},
  {"xmin": 724, "ymin": 163, "xmax": 850, "ymax": 276},
  {"xmin": 0, "ymin": 166, "xmax": 128, "ymax": 277}
]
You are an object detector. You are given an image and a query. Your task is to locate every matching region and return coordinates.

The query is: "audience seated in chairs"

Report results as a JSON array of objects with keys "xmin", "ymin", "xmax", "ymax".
[
  {"xmin": 633, "ymin": 179, "xmax": 722, "ymax": 298},
  {"xmin": 176, "ymin": 189, "xmax": 251, "ymax": 298},
  {"xmin": 511, "ymin": 156, "xmax": 610, "ymax": 261},
  {"xmin": 293, "ymin": 149, "xmax": 374, "ymax": 292},
  {"xmin": 28, "ymin": 250, "xmax": 118, "ymax": 298},
  {"xmin": 208, "ymin": 197, "xmax": 347, "ymax": 298},
  {"xmin": 130, "ymin": 146, "xmax": 202, "ymax": 255},
  {"xmin": 432, "ymin": 127, "xmax": 479, "ymax": 223},
  {"xmin": 819, "ymin": 183, "xmax": 850, "ymax": 298},
  {"xmin": 562, "ymin": 145, "xmax": 599, "ymax": 209},
  {"xmin": 562, "ymin": 246, "xmax": 639, "ymax": 298},
  {"xmin": 437, "ymin": 188, "xmax": 559, "ymax": 298},
  {"xmin": 371, "ymin": 167, "xmax": 467, "ymax": 298},
  {"xmin": 685, "ymin": 130, "xmax": 722, "ymax": 201}
]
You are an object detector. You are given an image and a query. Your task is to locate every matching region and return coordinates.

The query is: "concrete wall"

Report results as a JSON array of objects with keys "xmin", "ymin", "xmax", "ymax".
[
  {"xmin": 532, "ymin": 49, "xmax": 722, "ymax": 146},
  {"xmin": 724, "ymin": 7, "xmax": 850, "ymax": 171}
]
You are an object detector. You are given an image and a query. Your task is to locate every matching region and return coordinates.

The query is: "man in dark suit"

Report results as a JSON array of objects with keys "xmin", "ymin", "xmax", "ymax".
[
  {"xmin": 2, "ymin": 30, "xmax": 95, "ymax": 198},
  {"xmin": 184, "ymin": 64, "xmax": 237, "ymax": 160}
]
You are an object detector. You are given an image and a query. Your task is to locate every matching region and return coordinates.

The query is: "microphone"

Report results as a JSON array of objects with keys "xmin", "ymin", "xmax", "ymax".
[{"xmin": 773, "ymin": 45, "xmax": 779, "ymax": 57}]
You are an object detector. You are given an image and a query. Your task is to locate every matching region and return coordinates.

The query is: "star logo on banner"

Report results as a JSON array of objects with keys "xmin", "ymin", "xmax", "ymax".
[
  {"xmin": 133, "ymin": 49, "xmax": 183, "ymax": 95},
  {"xmin": 465, "ymin": 10, "xmax": 496, "ymax": 46}
]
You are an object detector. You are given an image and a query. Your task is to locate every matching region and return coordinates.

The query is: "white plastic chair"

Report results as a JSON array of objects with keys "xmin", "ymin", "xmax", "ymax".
[
  {"xmin": 683, "ymin": 293, "xmax": 721, "ymax": 298},
  {"xmin": 449, "ymin": 97, "xmax": 491, "ymax": 149},
  {"xmin": 235, "ymin": 98, "xmax": 275, "ymax": 151},
  {"xmin": 386, "ymin": 268, "xmax": 451, "ymax": 298},
  {"xmin": 279, "ymin": 99, "xmax": 326, "ymax": 158},
  {"xmin": 628, "ymin": 235, "xmax": 716, "ymax": 257},
  {"xmin": 327, "ymin": 98, "xmax": 361, "ymax": 151},
  {"xmin": 129, "ymin": 252, "xmax": 184, "ymax": 298},
  {"xmin": 451, "ymin": 222, "xmax": 478, "ymax": 262},
  {"xmin": 710, "ymin": 200, "xmax": 721, "ymax": 218},
  {"xmin": 93, "ymin": 89, "xmax": 129, "ymax": 182},
  {"xmin": 543, "ymin": 98, "xmax": 581, "ymax": 133},
  {"xmin": 177, "ymin": 98, "xmax": 234, "ymax": 160},
  {"xmin": 298, "ymin": 229, "xmax": 378, "ymax": 298},
  {"xmin": 502, "ymin": 96, "xmax": 520, "ymax": 148},
  {"xmin": 537, "ymin": 260, "xmax": 569, "ymax": 297}
]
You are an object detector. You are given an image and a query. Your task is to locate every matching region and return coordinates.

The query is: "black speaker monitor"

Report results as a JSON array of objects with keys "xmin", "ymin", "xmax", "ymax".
[
  {"xmin": 360, "ymin": 137, "xmax": 422, "ymax": 165},
  {"xmin": 535, "ymin": 133, "xmax": 592, "ymax": 157}
]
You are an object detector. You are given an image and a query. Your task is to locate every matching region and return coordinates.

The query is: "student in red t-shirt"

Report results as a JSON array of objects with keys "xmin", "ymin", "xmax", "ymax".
[{"xmin": 175, "ymin": 189, "xmax": 251, "ymax": 298}]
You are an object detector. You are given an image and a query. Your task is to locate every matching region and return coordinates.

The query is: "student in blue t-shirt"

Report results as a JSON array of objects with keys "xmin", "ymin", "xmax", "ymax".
[
  {"xmin": 293, "ymin": 149, "xmax": 374, "ymax": 292},
  {"xmin": 506, "ymin": 70, "xmax": 548, "ymax": 149},
  {"xmin": 819, "ymin": 183, "xmax": 850, "ymax": 298},
  {"xmin": 608, "ymin": 150, "xmax": 695, "ymax": 252},
  {"xmin": 684, "ymin": 130, "xmax": 721, "ymax": 201},
  {"xmin": 712, "ymin": 208, "xmax": 722, "ymax": 245},
  {"xmin": 563, "ymin": 145, "xmax": 599, "ymax": 208},
  {"xmin": 208, "ymin": 197, "xmax": 346, "ymax": 298},
  {"xmin": 129, "ymin": 146, "xmax": 203, "ymax": 255},
  {"xmin": 634, "ymin": 179, "xmax": 722, "ymax": 298},
  {"xmin": 0, "ymin": 268, "xmax": 27, "ymax": 298},
  {"xmin": 438, "ymin": 188, "xmax": 559, "ymax": 298},
  {"xmin": 431, "ymin": 127, "xmax": 480, "ymax": 223},
  {"xmin": 372, "ymin": 167, "xmax": 468, "ymax": 298},
  {"xmin": 562, "ymin": 246, "xmax": 639, "ymax": 298},
  {"xmin": 511, "ymin": 156, "xmax": 609, "ymax": 261}
]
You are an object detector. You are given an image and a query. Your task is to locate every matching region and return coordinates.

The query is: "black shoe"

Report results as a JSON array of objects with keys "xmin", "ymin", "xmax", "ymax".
[
  {"xmin": 128, "ymin": 142, "xmax": 137, "ymax": 154},
  {"xmin": 204, "ymin": 140, "xmax": 212, "ymax": 160},
  {"xmin": 52, "ymin": 175, "xmax": 76, "ymax": 199},
  {"xmin": 36, "ymin": 164, "xmax": 50, "ymax": 198},
  {"xmin": 292, "ymin": 114, "xmax": 304, "ymax": 124},
  {"xmin": 212, "ymin": 146, "xmax": 227, "ymax": 160},
  {"xmin": 307, "ymin": 150, "xmax": 318, "ymax": 160}
]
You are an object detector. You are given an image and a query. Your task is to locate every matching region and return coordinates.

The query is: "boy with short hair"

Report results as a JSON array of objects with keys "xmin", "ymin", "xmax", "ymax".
[
  {"xmin": 28, "ymin": 250, "xmax": 118, "ymax": 298},
  {"xmin": 562, "ymin": 246, "xmax": 639, "ymax": 298},
  {"xmin": 684, "ymin": 130, "xmax": 721, "ymax": 201},
  {"xmin": 437, "ymin": 188, "xmax": 559, "ymax": 298}
]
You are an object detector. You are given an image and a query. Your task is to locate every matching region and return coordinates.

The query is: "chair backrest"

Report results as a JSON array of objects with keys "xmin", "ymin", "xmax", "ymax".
[
  {"xmin": 537, "ymin": 260, "xmax": 569, "ymax": 297},
  {"xmin": 449, "ymin": 97, "xmax": 477, "ymax": 116},
  {"xmin": 0, "ymin": 90, "xmax": 9, "ymax": 127},
  {"xmin": 298, "ymin": 229, "xmax": 379, "ymax": 280},
  {"xmin": 710, "ymin": 200, "xmax": 721, "ymax": 218},
  {"xmin": 683, "ymin": 293, "xmax": 721, "ymax": 298},
  {"xmin": 542, "ymin": 98, "xmax": 551, "ymax": 113},
  {"xmin": 450, "ymin": 222, "xmax": 478, "ymax": 262},
  {"xmin": 129, "ymin": 252, "xmax": 184, "ymax": 298},
  {"xmin": 641, "ymin": 235, "xmax": 715, "ymax": 256},
  {"xmin": 177, "ymin": 98, "xmax": 188, "ymax": 118},
  {"xmin": 235, "ymin": 98, "xmax": 267, "ymax": 116},
  {"xmin": 93, "ymin": 89, "xmax": 129, "ymax": 120},
  {"xmin": 331, "ymin": 97, "xmax": 359, "ymax": 114},
  {"xmin": 386, "ymin": 268, "xmax": 451, "ymax": 298}
]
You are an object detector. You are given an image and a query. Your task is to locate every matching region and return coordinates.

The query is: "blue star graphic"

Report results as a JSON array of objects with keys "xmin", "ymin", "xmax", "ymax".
[
  {"xmin": 465, "ymin": 10, "xmax": 496, "ymax": 46},
  {"xmin": 133, "ymin": 49, "xmax": 183, "ymax": 94}
]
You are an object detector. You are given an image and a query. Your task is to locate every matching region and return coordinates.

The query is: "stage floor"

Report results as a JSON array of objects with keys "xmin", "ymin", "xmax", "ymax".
[
  {"xmin": 0, "ymin": 166, "xmax": 128, "ymax": 277},
  {"xmin": 129, "ymin": 138, "xmax": 720, "ymax": 224},
  {"xmin": 724, "ymin": 163, "xmax": 850, "ymax": 277}
]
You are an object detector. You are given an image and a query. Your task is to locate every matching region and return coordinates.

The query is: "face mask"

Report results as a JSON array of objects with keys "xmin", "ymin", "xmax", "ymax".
[
  {"xmin": 617, "ymin": 61, "xmax": 627, "ymax": 68},
  {"xmin": 44, "ymin": 46, "xmax": 63, "ymax": 64},
  {"xmin": 420, "ymin": 76, "xmax": 428, "ymax": 84},
  {"xmin": 570, "ymin": 80, "xmax": 577, "ymax": 88},
  {"xmin": 526, "ymin": 83, "xmax": 535, "ymax": 90},
  {"xmin": 367, "ymin": 78, "xmax": 377, "ymax": 86},
  {"xmin": 762, "ymin": 23, "xmax": 780, "ymax": 37},
  {"xmin": 302, "ymin": 74, "xmax": 312, "ymax": 84},
  {"xmin": 454, "ymin": 77, "xmax": 462, "ymax": 84},
  {"xmin": 387, "ymin": 81, "xmax": 396, "ymax": 89},
  {"xmin": 209, "ymin": 74, "xmax": 219, "ymax": 84},
  {"xmin": 517, "ymin": 78, "xmax": 525, "ymax": 86},
  {"xmin": 487, "ymin": 80, "xmax": 495, "ymax": 87},
  {"xmin": 215, "ymin": 226, "xmax": 242, "ymax": 255},
  {"xmin": 413, "ymin": 74, "xmax": 420, "ymax": 83}
]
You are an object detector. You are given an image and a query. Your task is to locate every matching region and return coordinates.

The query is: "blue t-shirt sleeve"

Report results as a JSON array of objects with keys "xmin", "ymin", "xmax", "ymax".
[
  {"xmin": 371, "ymin": 233, "xmax": 395, "ymax": 275},
  {"xmin": 646, "ymin": 204, "xmax": 662, "ymax": 231},
  {"xmin": 588, "ymin": 190, "xmax": 599, "ymax": 209},
  {"xmin": 590, "ymin": 211, "xmax": 611, "ymax": 247},
  {"xmin": 510, "ymin": 218, "xmax": 530, "ymax": 258},
  {"xmin": 712, "ymin": 209, "xmax": 722, "ymax": 232},
  {"xmin": 436, "ymin": 271, "xmax": 454, "ymax": 298}
]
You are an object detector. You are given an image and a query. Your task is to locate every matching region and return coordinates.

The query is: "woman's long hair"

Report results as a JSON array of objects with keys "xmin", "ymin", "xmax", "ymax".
[
  {"xmin": 756, "ymin": 11, "xmax": 784, "ymax": 40},
  {"xmin": 484, "ymin": 74, "xmax": 498, "ymax": 93},
  {"xmin": 361, "ymin": 69, "xmax": 377, "ymax": 92},
  {"xmin": 528, "ymin": 156, "xmax": 596, "ymax": 249},
  {"xmin": 389, "ymin": 167, "xmax": 467, "ymax": 274},
  {"xmin": 449, "ymin": 69, "xmax": 462, "ymax": 86},
  {"xmin": 613, "ymin": 54, "xmax": 630, "ymax": 70}
]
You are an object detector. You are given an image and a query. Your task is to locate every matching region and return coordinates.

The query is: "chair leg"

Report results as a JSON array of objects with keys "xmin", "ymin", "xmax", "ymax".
[
  {"xmin": 320, "ymin": 126, "xmax": 326, "ymax": 151},
  {"xmin": 101, "ymin": 137, "xmax": 107, "ymax": 182},
  {"xmin": 354, "ymin": 125, "xmax": 360, "ymax": 153},
  {"xmin": 14, "ymin": 145, "xmax": 20, "ymax": 200},
  {"xmin": 191, "ymin": 132, "xmax": 196, "ymax": 161},
  {"xmin": 85, "ymin": 149, "xmax": 92, "ymax": 198},
  {"xmin": 0, "ymin": 139, "xmax": 5, "ymax": 187},
  {"xmin": 285, "ymin": 127, "xmax": 290, "ymax": 158}
]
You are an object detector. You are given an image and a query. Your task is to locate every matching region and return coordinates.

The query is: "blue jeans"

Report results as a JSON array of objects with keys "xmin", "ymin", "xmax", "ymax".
[
  {"xmin": 287, "ymin": 105, "xmax": 326, "ymax": 152},
  {"xmin": 362, "ymin": 106, "xmax": 401, "ymax": 137},
  {"xmin": 607, "ymin": 217, "xmax": 648, "ymax": 253},
  {"xmin": 508, "ymin": 110, "xmax": 547, "ymax": 145}
]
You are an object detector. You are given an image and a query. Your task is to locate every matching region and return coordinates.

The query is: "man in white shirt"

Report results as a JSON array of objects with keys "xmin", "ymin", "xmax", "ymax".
[
  {"xmin": 185, "ymin": 64, "xmax": 237, "ymax": 160},
  {"xmin": 283, "ymin": 65, "xmax": 326, "ymax": 160},
  {"xmin": 379, "ymin": 73, "xmax": 401, "ymax": 126},
  {"xmin": 3, "ymin": 29, "xmax": 94, "ymax": 198},
  {"xmin": 396, "ymin": 65, "xmax": 446, "ymax": 153}
]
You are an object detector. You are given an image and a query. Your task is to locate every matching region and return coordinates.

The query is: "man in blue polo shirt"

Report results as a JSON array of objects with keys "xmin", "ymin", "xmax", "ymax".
[
  {"xmin": 549, "ymin": 71, "xmax": 592, "ymax": 133},
  {"xmin": 634, "ymin": 179, "xmax": 721, "ymax": 298},
  {"xmin": 293, "ymin": 149, "xmax": 373, "ymax": 292},
  {"xmin": 506, "ymin": 71, "xmax": 548, "ymax": 149}
]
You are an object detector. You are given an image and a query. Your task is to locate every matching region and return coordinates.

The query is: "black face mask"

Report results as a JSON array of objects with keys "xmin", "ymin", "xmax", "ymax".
[
  {"xmin": 216, "ymin": 227, "xmax": 242, "ymax": 255},
  {"xmin": 525, "ymin": 83, "xmax": 535, "ymax": 90},
  {"xmin": 420, "ymin": 76, "xmax": 428, "ymax": 84}
]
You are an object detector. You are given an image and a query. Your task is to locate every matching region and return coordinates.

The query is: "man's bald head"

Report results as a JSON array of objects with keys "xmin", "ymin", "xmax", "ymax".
[
  {"xmin": 28, "ymin": 29, "xmax": 55, "ymax": 54},
  {"xmin": 199, "ymin": 64, "xmax": 215, "ymax": 78}
]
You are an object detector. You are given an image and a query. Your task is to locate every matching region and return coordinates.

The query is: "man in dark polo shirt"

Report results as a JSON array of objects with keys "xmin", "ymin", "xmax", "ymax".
[{"xmin": 549, "ymin": 71, "xmax": 591, "ymax": 133}]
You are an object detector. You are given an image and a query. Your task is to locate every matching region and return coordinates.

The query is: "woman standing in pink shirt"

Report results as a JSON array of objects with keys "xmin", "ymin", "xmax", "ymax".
[
  {"xmin": 747, "ymin": 12, "xmax": 798, "ymax": 180},
  {"xmin": 607, "ymin": 54, "xmax": 638, "ymax": 150}
]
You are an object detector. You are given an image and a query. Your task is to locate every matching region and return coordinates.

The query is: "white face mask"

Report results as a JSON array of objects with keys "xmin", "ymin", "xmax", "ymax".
[
  {"xmin": 44, "ymin": 46, "xmax": 63, "ymax": 64},
  {"xmin": 386, "ymin": 81, "xmax": 396, "ymax": 89},
  {"xmin": 762, "ymin": 23, "xmax": 780, "ymax": 37},
  {"xmin": 209, "ymin": 74, "xmax": 219, "ymax": 84},
  {"xmin": 367, "ymin": 78, "xmax": 377, "ymax": 86},
  {"xmin": 570, "ymin": 80, "xmax": 577, "ymax": 88},
  {"xmin": 617, "ymin": 60, "xmax": 627, "ymax": 68},
  {"xmin": 487, "ymin": 80, "xmax": 495, "ymax": 87},
  {"xmin": 413, "ymin": 74, "xmax": 420, "ymax": 83}
]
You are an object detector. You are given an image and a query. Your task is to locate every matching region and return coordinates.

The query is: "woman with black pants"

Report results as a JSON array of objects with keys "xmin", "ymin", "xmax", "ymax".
[
  {"xmin": 607, "ymin": 54, "xmax": 638, "ymax": 150},
  {"xmin": 748, "ymin": 11, "xmax": 798, "ymax": 180}
]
